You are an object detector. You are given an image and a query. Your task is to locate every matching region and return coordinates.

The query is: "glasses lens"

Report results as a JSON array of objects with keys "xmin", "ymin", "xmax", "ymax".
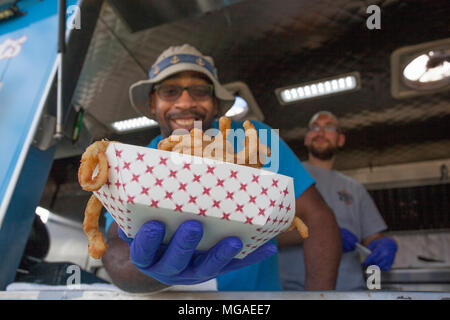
[
  {"xmin": 157, "ymin": 85, "xmax": 181, "ymax": 100},
  {"xmin": 309, "ymin": 125, "xmax": 337, "ymax": 132},
  {"xmin": 155, "ymin": 84, "xmax": 213, "ymax": 101},
  {"xmin": 189, "ymin": 85, "xmax": 213, "ymax": 100}
]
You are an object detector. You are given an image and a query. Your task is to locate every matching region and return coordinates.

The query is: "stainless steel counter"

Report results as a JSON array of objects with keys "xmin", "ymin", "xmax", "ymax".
[
  {"xmin": 1, "ymin": 290, "xmax": 449, "ymax": 300},
  {"xmin": 382, "ymin": 268, "xmax": 450, "ymax": 283},
  {"xmin": 2, "ymin": 267, "xmax": 449, "ymax": 300},
  {"xmin": 381, "ymin": 267, "xmax": 450, "ymax": 292}
]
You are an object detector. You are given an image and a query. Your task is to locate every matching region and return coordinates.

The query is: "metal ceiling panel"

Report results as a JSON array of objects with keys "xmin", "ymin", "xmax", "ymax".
[{"xmin": 107, "ymin": 0, "xmax": 248, "ymax": 32}]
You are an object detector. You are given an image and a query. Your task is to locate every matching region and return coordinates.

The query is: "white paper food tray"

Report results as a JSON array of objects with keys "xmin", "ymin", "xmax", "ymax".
[{"xmin": 94, "ymin": 142, "xmax": 296, "ymax": 258}]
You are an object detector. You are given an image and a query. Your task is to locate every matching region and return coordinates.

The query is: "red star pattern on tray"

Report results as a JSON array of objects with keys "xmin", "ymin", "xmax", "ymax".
[{"xmin": 94, "ymin": 143, "xmax": 295, "ymax": 258}]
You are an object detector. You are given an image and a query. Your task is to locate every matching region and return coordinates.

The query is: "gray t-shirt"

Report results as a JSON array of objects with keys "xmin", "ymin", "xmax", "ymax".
[{"xmin": 278, "ymin": 162, "xmax": 387, "ymax": 291}]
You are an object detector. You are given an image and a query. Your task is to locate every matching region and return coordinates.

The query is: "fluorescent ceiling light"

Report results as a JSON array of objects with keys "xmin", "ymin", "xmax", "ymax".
[
  {"xmin": 111, "ymin": 117, "xmax": 158, "ymax": 133},
  {"xmin": 275, "ymin": 72, "xmax": 360, "ymax": 105}
]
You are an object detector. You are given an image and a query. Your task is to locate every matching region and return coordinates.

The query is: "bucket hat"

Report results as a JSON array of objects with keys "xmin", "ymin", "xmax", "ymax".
[{"xmin": 129, "ymin": 44, "xmax": 235, "ymax": 119}]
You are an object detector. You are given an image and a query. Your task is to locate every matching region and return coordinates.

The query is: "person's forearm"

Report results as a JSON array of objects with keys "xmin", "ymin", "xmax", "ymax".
[
  {"xmin": 277, "ymin": 229, "xmax": 304, "ymax": 247},
  {"xmin": 102, "ymin": 223, "xmax": 170, "ymax": 293},
  {"xmin": 302, "ymin": 216, "xmax": 341, "ymax": 290},
  {"xmin": 296, "ymin": 186, "xmax": 342, "ymax": 290}
]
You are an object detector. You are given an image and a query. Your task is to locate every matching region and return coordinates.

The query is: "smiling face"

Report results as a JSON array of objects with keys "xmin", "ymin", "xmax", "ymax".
[
  {"xmin": 304, "ymin": 112, "xmax": 345, "ymax": 160},
  {"xmin": 150, "ymin": 71, "xmax": 218, "ymax": 138}
]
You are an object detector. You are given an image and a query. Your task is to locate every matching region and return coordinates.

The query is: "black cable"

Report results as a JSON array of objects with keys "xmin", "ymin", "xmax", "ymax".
[{"xmin": 58, "ymin": 0, "xmax": 66, "ymax": 54}]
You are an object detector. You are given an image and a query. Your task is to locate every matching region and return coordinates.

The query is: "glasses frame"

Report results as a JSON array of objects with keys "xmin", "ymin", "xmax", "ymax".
[
  {"xmin": 153, "ymin": 84, "xmax": 214, "ymax": 101},
  {"xmin": 308, "ymin": 125, "xmax": 340, "ymax": 133}
]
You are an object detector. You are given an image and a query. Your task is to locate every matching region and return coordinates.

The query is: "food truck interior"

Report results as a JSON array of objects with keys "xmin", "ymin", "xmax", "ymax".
[{"xmin": 0, "ymin": 0, "xmax": 449, "ymax": 297}]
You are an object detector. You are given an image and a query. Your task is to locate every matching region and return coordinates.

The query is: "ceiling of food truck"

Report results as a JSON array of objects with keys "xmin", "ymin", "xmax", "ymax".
[
  {"xmin": 44, "ymin": 0, "xmax": 450, "ymax": 222},
  {"xmin": 69, "ymin": 0, "xmax": 450, "ymax": 170}
]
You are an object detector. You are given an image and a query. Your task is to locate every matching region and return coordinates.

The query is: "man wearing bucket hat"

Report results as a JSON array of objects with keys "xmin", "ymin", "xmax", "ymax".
[{"xmin": 102, "ymin": 44, "xmax": 342, "ymax": 293}]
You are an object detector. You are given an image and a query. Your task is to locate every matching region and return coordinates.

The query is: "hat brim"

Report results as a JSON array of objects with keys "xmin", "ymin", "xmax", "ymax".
[{"xmin": 129, "ymin": 63, "xmax": 235, "ymax": 120}]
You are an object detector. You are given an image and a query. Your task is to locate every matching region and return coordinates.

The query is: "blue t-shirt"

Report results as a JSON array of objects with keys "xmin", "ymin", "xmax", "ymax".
[{"xmin": 104, "ymin": 119, "xmax": 314, "ymax": 291}]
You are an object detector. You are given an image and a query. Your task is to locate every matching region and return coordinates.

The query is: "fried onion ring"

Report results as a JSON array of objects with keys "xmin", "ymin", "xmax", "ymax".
[
  {"xmin": 83, "ymin": 194, "xmax": 108, "ymax": 259},
  {"xmin": 78, "ymin": 140, "xmax": 110, "ymax": 191},
  {"xmin": 156, "ymin": 116, "xmax": 307, "ymax": 239},
  {"xmin": 285, "ymin": 216, "xmax": 309, "ymax": 239},
  {"xmin": 157, "ymin": 116, "xmax": 271, "ymax": 168},
  {"xmin": 236, "ymin": 120, "xmax": 271, "ymax": 168},
  {"xmin": 78, "ymin": 140, "xmax": 116, "ymax": 259},
  {"xmin": 157, "ymin": 135, "xmax": 182, "ymax": 152},
  {"xmin": 219, "ymin": 116, "xmax": 231, "ymax": 140}
]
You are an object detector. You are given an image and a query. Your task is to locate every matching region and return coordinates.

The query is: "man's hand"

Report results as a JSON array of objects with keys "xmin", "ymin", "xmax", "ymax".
[
  {"xmin": 362, "ymin": 237, "xmax": 397, "ymax": 271},
  {"xmin": 118, "ymin": 220, "xmax": 277, "ymax": 285},
  {"xmin": 341, "ymin": 228, "xmax": 358, "ymax": 253}
]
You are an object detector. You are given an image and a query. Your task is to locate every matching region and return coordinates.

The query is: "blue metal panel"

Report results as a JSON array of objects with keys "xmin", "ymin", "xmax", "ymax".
[
  {"xmin": 0, "ymin": 0, "xmax": 60, "ymax": 227},
  {"xmin": 0, "ymin": 145, "xmax": 56, "ymax": 289},
  {"xmin": 0, "ymin": 0, "xmax": 79, "ymax": 289}
]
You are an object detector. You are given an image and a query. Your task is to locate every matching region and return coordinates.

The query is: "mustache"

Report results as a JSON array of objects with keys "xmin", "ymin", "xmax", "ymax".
[
  {"xmin": 312, "ymin": 136, "xmax": 329, "ymax": 143},
  {"xmin": 167, "ymin": 110, "xmax": 206, "ymax": 120}
]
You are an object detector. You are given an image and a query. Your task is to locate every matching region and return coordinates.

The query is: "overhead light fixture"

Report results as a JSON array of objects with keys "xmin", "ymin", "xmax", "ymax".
[
  {"xmin": 225, "ymin": 96, "xmax": 249, "ymax": 119},
  {"xmin": 111, "ymin": 116, "xmax": 158, "ymax": 133},
  {"xmin": 391, "ymin": 38, "xmax": 450, "ymax": 99},
  {"xmin": 402, "ymin": 50, "xmax": 450, "ymax": 90},
  {"xmin": 275, "ymin": 72, "xmax": 360, "ymax": 105},
  {"xmin": 223, "ymin": 81, "xmax": 265, "ymax": 121},
  {"xmin": 35, "ymin": 206, "xmax": 49, "ymax": 224}
]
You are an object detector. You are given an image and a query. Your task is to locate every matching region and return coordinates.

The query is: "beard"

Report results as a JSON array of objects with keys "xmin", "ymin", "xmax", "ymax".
[{"xmin": 307, "ymin": 140, "xmax": 338, "ymax": 160}]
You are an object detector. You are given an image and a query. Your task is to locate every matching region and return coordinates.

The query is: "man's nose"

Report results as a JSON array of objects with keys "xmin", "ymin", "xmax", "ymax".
[
  {"xmin": 174, "ymin": 88, "xmax": 195, "ymax": 108},
  {"xmin": 315, "ymin": 127, "xmax": 326, "ymax": 135}
]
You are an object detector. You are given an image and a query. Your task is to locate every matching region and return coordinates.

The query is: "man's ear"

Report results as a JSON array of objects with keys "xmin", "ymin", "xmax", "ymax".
[
  {"xmin": 149, "ymin": 93, "xmax": 156, "ymax": 115},
  {"xmin": 304, "ymin": 131, "xmax": 312, "ymax": 147},
  {"xmin": 338, "ymin": 132, "xmax": 346, "ymax": 148}
]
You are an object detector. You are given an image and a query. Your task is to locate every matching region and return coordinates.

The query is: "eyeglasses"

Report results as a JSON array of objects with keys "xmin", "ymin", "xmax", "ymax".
[
  {"xmin": 153, "ymin": 84, "xmax": 214, "ymax": 101},
  {"xmin": 309, "ymin": 125, "xmax": 339, "ymax": 132}
]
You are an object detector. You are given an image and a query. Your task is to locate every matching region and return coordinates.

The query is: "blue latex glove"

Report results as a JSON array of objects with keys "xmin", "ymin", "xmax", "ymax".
[
  {"xmin": 118, "ymin": 220, "xmax": 277, "ymax": 285},
  {"xmin": 341, "ymin": 228, "xmax": 358, "ymax": 253},
  {"xmin": 362, "ymin": 237, "xmax": 397, "ymax": 271}
]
